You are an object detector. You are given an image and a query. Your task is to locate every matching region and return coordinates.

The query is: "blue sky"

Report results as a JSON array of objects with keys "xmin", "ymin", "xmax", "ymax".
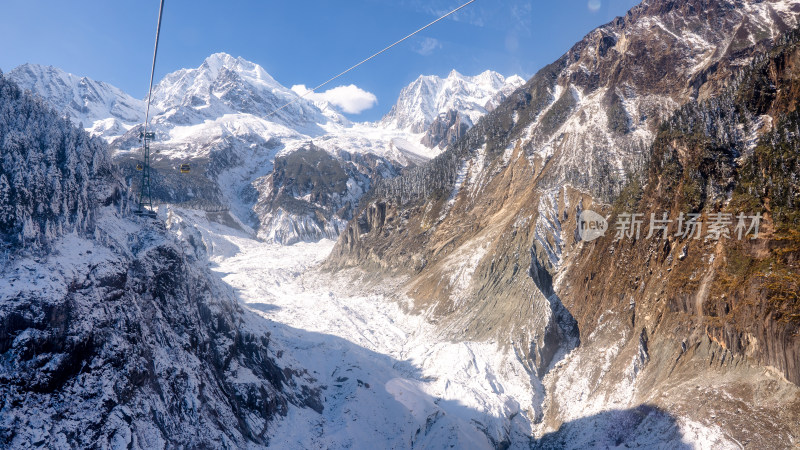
[{"xmin": 0, "ymin": 0, "xmax": 641, "ymax": 121}]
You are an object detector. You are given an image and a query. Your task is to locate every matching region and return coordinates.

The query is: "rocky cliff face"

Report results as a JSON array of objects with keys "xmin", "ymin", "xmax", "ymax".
[
  {"xmin": 253, "ymin": 143, "xmax": 400, "ymax": 244},
  {"xmin": 420, "ymin": 109, "xmax": 471, "ymax": 149},
  {"xmin": 535, "ymin": 29, "xmax": 800, "ymax": 443},
  {"xmin": 328, "ymin": 0, "xmax": 800, "ymax": 445},
  {"xmin": 0, "ymin": 74, "xmax": 319, "ymax": 448}
]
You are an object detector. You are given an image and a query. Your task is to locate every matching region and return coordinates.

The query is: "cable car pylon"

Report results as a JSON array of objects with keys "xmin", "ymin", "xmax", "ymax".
[
  {"xmin": 138, "ymin": 131, "xmax": 156, "ymax": 215},
  {"xmin": 137, "ymin": 0, "xmax": 165, "ymax": 216}
]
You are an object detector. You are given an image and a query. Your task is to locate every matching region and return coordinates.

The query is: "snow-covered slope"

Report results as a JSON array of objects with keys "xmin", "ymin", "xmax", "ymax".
[
  {"xmin": 148, "ymin": 52, "xmax": 337, "ymax": 133},
  {"xmin": 7, "ymin": 63, "xmax": 145, "ymax": 140}
]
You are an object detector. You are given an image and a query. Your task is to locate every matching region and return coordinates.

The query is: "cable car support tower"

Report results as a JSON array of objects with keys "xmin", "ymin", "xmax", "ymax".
[{"xmin": 137, "ymin": 0, "xmax": 165, "ymax": 216}]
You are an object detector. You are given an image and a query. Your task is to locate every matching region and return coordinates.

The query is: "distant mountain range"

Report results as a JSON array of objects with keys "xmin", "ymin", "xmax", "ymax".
[
  {"xmin": 381, "ymin": 69, "xmax": 524, "ymax": 146},
  {"xmin": 6, "ymin": 54, "xmax": 521, "ymax": 244},
  {"xmin": 7, "ymin": 53, "xmax": 521, "ymax": 146}
]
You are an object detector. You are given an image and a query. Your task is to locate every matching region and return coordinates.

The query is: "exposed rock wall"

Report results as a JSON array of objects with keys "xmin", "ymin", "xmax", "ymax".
[
  {"xmin": 327, "ymin": 1, "xmax": 800, "ymax": 443},
  {"xmin": 254, "ymin": 144, "xmax": 400, "ymax": 245},
  {"xmin": 420, "ymin": 110, "xmax": 471, "ymax": 149}
]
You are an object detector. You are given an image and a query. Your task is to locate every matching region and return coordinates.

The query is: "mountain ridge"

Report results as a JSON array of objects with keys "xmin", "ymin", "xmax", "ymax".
[
  {"xmin": 7, "ymin": 63, "xmax": 145, "ymax": 140},
  {"xmin": 327, "ymin": 0, "xmax": 800, "ymax": 444},
  {"xmin": 7, "ymin": 53, "xmax": 520, "ymax": 245}
]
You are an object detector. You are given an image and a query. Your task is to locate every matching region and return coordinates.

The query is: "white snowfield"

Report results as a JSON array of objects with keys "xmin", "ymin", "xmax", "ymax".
[
  {"xmin": 166, "ymin": 208, "xmax": 725, "ymax": 449},
  {"xmin": 167, "ymin": 208, "xmax": 535, "ymax": 448}
]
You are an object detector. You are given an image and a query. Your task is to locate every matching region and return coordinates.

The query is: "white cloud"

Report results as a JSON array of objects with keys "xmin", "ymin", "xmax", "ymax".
[
  {"xmin": 406, "ymin": 1, "xmax": 485, "ymax": 27},
  {"xmin": 291, "ymin": 84, "xmax": 378, "ymax": 115},
  {"xmin": 414, "ymin": 37, "xmax": 442, "ymax": 56},
  {"xmin": 413, "ymin": 37, "xmax": 442, "ymax": 56},
  {"xmin": 510, "ymin": 2, "xmax": 533, "ymax": 35},
  {"xmin": 588, "ymin": 0, "xmax": 602, "ymax": 12}
]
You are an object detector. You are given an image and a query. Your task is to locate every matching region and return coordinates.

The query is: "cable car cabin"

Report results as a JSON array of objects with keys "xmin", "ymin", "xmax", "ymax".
[
  {"xmin": 136, "ymin": 163, "xmax": 144, "ymax": 171},
  {"xmin": 179, "ymin": 164, "xmax": 191, "ymax": 173}
]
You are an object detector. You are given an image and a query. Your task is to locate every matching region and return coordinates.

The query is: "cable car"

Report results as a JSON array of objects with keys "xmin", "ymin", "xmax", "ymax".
[
  {"xmin": 179, "ymin": 164, "xmax": 191, "ymax": 173},
  {"xmin": 136, "ymin": 163, "xmax": 144, "ymax": 171}
]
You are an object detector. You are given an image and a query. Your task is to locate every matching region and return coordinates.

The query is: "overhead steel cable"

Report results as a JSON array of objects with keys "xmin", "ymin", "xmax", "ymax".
[
  {"xmin": 265, "ymin": 0, "xmax": 477, "ymax": 119},
  {"xmin": 144, "ymin": 0, "xmax": 165, "ymax": 134}
]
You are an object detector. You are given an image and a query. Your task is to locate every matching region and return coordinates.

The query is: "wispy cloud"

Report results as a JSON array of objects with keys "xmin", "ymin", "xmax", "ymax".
[
  {"xmin": 413, "ymin": 37, "xmax": 441, "ymax": 56},
  {"xmin": 588, "ymin": 0, "xmax": 602, "ymax": 13},
  {"xmin": 385, "ymin": 0, "xmax": 538, "ymax": 31},
  {"xmin": 510, "ymin": 1, "xmax": 532, "ymax": 35},
  {"xmin": 396, "ymin": 0, "xmax": 485, "ymax": 27},
  {"xmin": 291, "ymin": 84, "xmax": 378, "ymax": 115}
]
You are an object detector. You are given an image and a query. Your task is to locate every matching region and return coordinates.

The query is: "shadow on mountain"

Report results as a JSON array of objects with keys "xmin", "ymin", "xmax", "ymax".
[
  {"xmin": 245, "ymin": 302, "xmax": 282, "ymax": 313},
  {"xmin": 533, "ymin": 404, "xmax": 691, "ymax": 450},
  {"xmin": 530, "ymin": 251, "xmax": 581, "ymax": 376}
]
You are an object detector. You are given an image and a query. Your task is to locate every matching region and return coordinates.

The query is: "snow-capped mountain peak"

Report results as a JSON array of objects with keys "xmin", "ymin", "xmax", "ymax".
[
  {"xmin": 504, "ymin": 74, "xmax": 525, "ymax": 86},
  {"xmin": 149, "ymin": 53, "xmax": 333, "ymax": 131},
  {"xmin": 446, "ymin": 68, "xmax": 462, "ymax": 79},
  {"xmin": 380, "ymin": 69, "xmax": 524, "ymax": 133},
  {"xmin": 188, "ymin": 52, "xmax": 282, "ymax": 95}
]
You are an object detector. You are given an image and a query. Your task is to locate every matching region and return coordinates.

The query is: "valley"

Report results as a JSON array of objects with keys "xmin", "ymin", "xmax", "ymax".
[
  {"xmin": 2, "ymin": 0, "xmax": 800, "ymax": 448},
  {"xmin": 165, "ymin": 207, "xmax": 743, "ymax": 448}
]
